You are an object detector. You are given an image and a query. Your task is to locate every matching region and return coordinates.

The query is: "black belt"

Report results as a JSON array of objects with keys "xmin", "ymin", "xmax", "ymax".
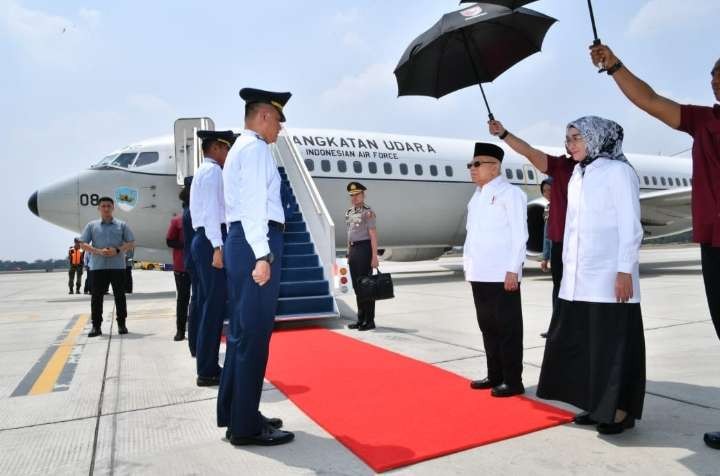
[{"xmin": 349, "ymin": 239, "xmax": 370, "ymax": 247}]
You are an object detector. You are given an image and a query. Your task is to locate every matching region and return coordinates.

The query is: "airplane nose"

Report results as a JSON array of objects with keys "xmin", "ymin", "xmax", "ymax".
[{"xmin": 28, "ymin": 191, "xmax": 39, "ymax": 216}]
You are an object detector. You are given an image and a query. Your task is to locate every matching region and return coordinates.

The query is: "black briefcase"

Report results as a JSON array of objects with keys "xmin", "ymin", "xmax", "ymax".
[{"xmin": 356, "ymin": 268, "xmax": 394, "ymax": 302}]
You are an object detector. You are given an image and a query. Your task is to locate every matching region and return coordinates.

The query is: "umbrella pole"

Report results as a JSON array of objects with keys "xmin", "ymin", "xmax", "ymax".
[
  {"xmin": 460, "ymin": 30, "xmax": 494, "ymax": 120},
  {"xmin": 586, "ymin": 0, "xmax": 606, "ymax": 72}
]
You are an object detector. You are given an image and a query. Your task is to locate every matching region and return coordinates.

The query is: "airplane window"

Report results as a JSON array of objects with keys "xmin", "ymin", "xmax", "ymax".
[
  {"xmin": 527, "ymin": 169, "xmax": 535, "ymax": 180},
  {"xmin": 338, "ymin": 160, "xmax": 347, "ymax": 172},
  {"xmin": 652, "ymin": 176, "xmax": 657, "ymax": 185},
  {"xmin": 133, "ymin": 152, "xmax": 159, "ymax": 167},
  {"xmin": 414, "ymin": 164, "xmax": 423, "ymax": 176},
  {"xmin": 675, "ymin": 178, "xmax": 681, "ymax": 186},
  {"xmin": 430, "ymin": 165, "xmax": 438, "ymax": 176},
  {"xmin": 368, "ymin": 162, "xmax": 378, "ymax": 174},
  {"xmin": 384, "ymin": 162, "xmax": 393, "ymax": 174},
  {"xmin": 321, "ymin": 160, "xmax": 330, "ymax": 172},
  {"xmin": 445, "ymin": 165, "xmax": 453, "ymax": 177},
  {"xmin": 111, "ymin": 153, "xmax": 137, "ymax": 168},
  {"xmin": 93, "ymin": 154, "xmax": 118, "ymax": 167},
  {"xmin": 689, "ymin": 178, "xmax": 692, "ymax": 185},
  {"xmin": 516, "ymin": 169, "xmax": 524, "ymax": 180},
  {"xmin": 682, "ymin": 178, "xmax": 688, "ymax": 186},
  {"xmin": 353, "ymin": 161, "xmax": 362, "ymax": 173},
  {"xmin": 399, "ymin": 163, "xmax": 408, "ymax": 175},
  {"xmin": 643, "ymin": 176, "xmax": 649, "ymax": 185},
  {"xmin": 660, "ymin": 177, "xmax": 666, "ymax": 186},
  {"xmin": 667, "ymin": 177, "xmax": 673, "ymax": 186},
  {"xmin": 304, "ymin": 159, "xmax": 315, "ymax": 171},
  {"xmin": 506, "ymin": 169, "xmax": 513, "ymax": 179}
]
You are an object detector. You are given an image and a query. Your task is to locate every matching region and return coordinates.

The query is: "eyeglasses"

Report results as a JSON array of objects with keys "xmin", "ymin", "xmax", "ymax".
[
  {"xmin": 466, "ymin": 160, "xmax": 496, "ymax": 169},
  {"xmin": 565, "ymin": 134, "xmax": 585, "ymax": 145}
]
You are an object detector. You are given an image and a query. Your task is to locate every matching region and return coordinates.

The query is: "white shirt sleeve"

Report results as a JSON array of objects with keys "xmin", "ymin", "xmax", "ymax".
[
  {"xmin": 611, "ymin": 165, "xmax": 643, "ymax": 274},
  {"xmin": 204, "ymin": 167, "xmax": 225, "ymax": 248},
  {"xmin": 242, "ymin": 142, "xmax": 271, "ymax": 259},
  {"xmin": 506, "ymin": 188, "xmax": 528, "ymax": 275}
]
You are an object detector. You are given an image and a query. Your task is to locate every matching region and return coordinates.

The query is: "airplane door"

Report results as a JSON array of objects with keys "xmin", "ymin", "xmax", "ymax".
[
  {"xmin": 523, "ymin": 164, "xmax": 538, "ymax": 185},
  {"xmin": 174, "ymin": 117, "xmax": 214, "ymax": 184}
]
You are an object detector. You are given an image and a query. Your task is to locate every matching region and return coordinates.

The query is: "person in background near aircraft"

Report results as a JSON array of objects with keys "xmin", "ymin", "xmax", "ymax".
[
  {"xmin": 465, "ymin": 143, "xmax": 528, "ymax": 398},
  {"xmin": 537, "ymin": 116, "xmax": 646, "ymax": 435},
  {"xmin": 590, "ymin": 44, "xmax": 720, "ymax": 450},
  {"xmin": 67, "ymin": 239, "xmax": 84, "ymax": 294},
  {"xmin": 539, "ymin": 178, "xmax": 553, "ymax": 339},
  {"xmin": 345, "ymin": 181, "xmax": 379, "ymax": 331},
  {"xmin": 78, "ymin": 196, "xmax": 135, "ymax": 337},
  {"xmin": 189, "ymin": 130, "xmax": 237, "ymax": 387},
  {"xmin": 182, "ymin": 177, "xmax": 199, "ymax": 356},
  {"xmin": 83, "ymin": 249, "xmax": 92, "ymax": 294},
  {"xmin": 124, "ymin": 248, "xmax": 134, "ymax": 293},
  {"xmin": 218, "ymin": 88, "xmax": 292, "ymax": 446},
  {"xmin": 166, "ymin": 188, "xmax": 190, "ymax": 341},
  {"xmin": 489, "ymin": 119, "xmax": 575, "ymax": 329}
]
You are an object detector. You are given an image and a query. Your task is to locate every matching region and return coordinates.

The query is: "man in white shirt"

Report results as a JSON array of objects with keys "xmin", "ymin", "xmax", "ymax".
[
  {"xmin": 217, "ymin": 88, "xmax": 293, "ymax": 446},
  {"xmin": 190, "ymin": 130, "xmax": 237, "ymax": 387},
  {"xmin": 464, "ymin": 142, "xmax": 528, "ymax": 398}
]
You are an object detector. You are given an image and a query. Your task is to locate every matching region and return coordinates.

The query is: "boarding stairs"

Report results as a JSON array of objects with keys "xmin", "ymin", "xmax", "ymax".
[{"xmin": 174, "ymin": 118, "xmax": 339, "ymax": 321}]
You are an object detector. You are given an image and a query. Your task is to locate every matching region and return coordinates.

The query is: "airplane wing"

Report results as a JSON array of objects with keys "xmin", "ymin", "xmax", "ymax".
[{"xmin": 639, "ymin": 186, "xmax": 693, "ymax": 240}]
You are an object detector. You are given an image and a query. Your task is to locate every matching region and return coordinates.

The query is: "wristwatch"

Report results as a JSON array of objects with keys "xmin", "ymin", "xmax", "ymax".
[{"xmin": 257, "ymin": 253, "xmax": 274, "ymax": 264}]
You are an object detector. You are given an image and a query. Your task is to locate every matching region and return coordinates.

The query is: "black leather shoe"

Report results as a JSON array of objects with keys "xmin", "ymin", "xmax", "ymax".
[
  {"xmin": 491, "ymin": 383, "xmax": 525, "ymax": 397},
  {"xmin": 173, "ymin": 332, "xmax": 185, "ymax": 341},
  {"xmin": 229, "ymin": 425, "xmax": 295, "ymax": 446},
  {"xmin": 470, "ymin": 378, "xmax": 500, "ymax": 390},
  {"xmin": 88, "ymin": 327, "xmax": 102, "ymax": 338},
  {"xmin": 76, "ymin": 289, "xmax": 81, "ymax": 294},
  {"xmin": 596, "ymin": 415, "xmax": 635, "ymax": 435},
  {"xmin": 117, "ymin": 323, "xmax": 128, "ymax": 335},
  {"xmin": 69, "ymin": 290, "xmax": 74, "ymax": 294},
  {"xmin": 703, "ymin": 431, "xmax": 720, "ymax": 450},
  {"xmin": 347, "ymin": 322, "xmax": 362, "ymax": 329},
  {"xmin": 358, "ymin": 322, "xmax": 376, "ymax": 331},
  {"xmin": 573, "ymin": 411, "xmax": 597, "ymax": 425},
  {"xmin": 196, "ymin": 375, "xmax": 221, "ymax": 387},
  {"xmin": 226, "ymin": 418, "xmax": 283, "ymax": 441}
]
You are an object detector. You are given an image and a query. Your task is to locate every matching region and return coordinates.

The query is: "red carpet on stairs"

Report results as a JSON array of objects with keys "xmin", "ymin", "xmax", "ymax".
[{"xmin": 266, "ymin": 328, "xmax": 574, "ymax": 473}]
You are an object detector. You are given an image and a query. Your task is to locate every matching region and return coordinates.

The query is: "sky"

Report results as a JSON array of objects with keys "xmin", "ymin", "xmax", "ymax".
[{"xmin": 1, "ymin": 0, "xmax": 718, "ymax": 261}]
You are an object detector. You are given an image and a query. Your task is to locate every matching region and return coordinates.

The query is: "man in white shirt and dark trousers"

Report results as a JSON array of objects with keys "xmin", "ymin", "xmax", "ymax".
[
  {"xmin": 190, "ymin": 130, "xmax": 237, "ymax": 387},
  {"xmin": 464, "ymin": 143, "xmax": 528, "ymax": 398},
  {"xmin": 217, "ymin": 88, "xmax": 293, "ymax": 446}
]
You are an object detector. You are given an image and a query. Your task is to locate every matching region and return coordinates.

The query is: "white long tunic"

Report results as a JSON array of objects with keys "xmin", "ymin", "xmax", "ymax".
[
  {"xmin": 559, "ymin": 158, "xmax": 643, "ymax": 303},
  {"xmin": 223, "ymin": 130, "xmax": 284, "ymax": 259},
  {"xmin": 189, "ymin": 158, "xmax": 225, "ymax": 248},
  {"xmin": 463, "ymin": 175, "xmax": 528, "ymax": 283}
]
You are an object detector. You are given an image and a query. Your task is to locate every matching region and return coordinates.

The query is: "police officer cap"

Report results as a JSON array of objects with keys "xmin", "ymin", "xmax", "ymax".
[
  {"xmin": 239, "ymin": 88, "xmax": 292, "ymax": 122},
  {"xmin": 347, "ymin": 181, "xmax": 367, "ymax": 195},
  {"xmin": 197, "ymin": 130, "xmax": 239, "ymax": 148},
  {"xmin": 473, "ymin": 142, "xmax": 504, "ymax": 162}
]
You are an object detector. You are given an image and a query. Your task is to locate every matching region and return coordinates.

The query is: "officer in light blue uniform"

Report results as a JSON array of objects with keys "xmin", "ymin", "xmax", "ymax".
[
  {"xmin": 189, "ymin": 130, "xmax": 238, "ymax": 387},
  {"xmin": 218, "ymin": 88, "xmax": 293, "ymax": 446}
]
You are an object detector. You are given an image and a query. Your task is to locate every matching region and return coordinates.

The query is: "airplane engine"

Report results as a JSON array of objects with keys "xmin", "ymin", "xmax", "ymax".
[
  {"xmin": 380, "ymin": 247, "xmax": 450, "ymax": 262},
  {"xmin": 526, "ymin": 198, "xmax": 548, "ymax": 255}
]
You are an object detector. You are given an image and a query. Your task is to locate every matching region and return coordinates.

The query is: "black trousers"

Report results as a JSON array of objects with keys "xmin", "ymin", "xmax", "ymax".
[
  {"xmin": 83, "ymin": 267, "xmax": 92, "ymax": 293},
  {"xmin": 174, "ymin": 271, "xmax": 191, "ymax": 333},
  {"xmin": 68, "ymin": 265, "xmax": 83, "ymax": 291},
  {"xmin": 550, "ymin": 241, "xmax": 564, "ymax": 310},
  {"xmin": 125, "ymin": 266, "xmax": 133, "ymax": 293},
  {"xmin": 701, "ymin": 244, "xmax": 720, "ymax": 340},
  {"xmin": 470, "ymin": 282, "xmax": 524, "ymax": 386},
  {"xmin": 348, "ymin": 240, "xmax": 375, "ymax": 324},
  {"xmin": 90, "ymin": 269, "xmax": 128, "ymax": 328}
]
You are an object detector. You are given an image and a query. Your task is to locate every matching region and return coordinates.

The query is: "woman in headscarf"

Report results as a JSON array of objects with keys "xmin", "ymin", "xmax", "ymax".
[{"xmin": 536, "ymin": 116, "xmax": 646, "ymax": 435}]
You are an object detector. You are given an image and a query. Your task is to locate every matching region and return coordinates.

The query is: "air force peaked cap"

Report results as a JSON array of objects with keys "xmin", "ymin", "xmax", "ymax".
[
  {"xmin": 239, "ymin": 88, "xmax": 291, "ymax": 122},
  {"xmin": 196, "ymin": 130, "xmax": 239, "ymax": 148},
  {"xmin": 473, "ymin": 142, "xmax": 504, "ymax": 162},
  {"xmin": 347, "ymin": 181, "xmax": 367, "ymax": 195}
]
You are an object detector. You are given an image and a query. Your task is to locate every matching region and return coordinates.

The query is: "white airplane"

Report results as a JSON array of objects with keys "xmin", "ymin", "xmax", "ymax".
[{"xmin": 28, "ymin": 125, "xmax": 693, "ymax": 264}]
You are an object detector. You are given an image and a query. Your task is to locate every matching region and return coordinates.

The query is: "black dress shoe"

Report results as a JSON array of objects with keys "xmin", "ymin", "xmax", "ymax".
[
  {"xmin": 573, "ymin": 411, "xmax": 597, "ymax": 426},
  {"xmin": 470, "ymin": 378, "xmax": 500, "ymax": 390},
  {"xmin": 226, "ymin": 418, "xmax": 283, "ymax": 440},
  {"xmin": 347, "ymin": 322, "xmax": 362, "ymax": 329},
  {"xmin": 229, "ymin": 425, "xmax": 295, "ymax": 446},
  {"xmin": 88, "ymin": 327, "xmax": 102, "ymax": 338},
  {"xmin": 173, "ymin": 332, "xmax": 185, "ymax": 341},
  {"xmin": 69, "ymin": 290, "xmax": 74, "ymax": 295},
  {"xmin": 196, "ymin": 375, "xmax": 221, "ymax": 387},
  {"xmin": 117, "ymin": 323, "xmax": 128, "ymax": 335},
  {"xmin": 596, "ymin": 415, "xmax": 635, "ymax": 435},
  {"xmin": 358, "ymin": 322, "xmax": 376, "ymax": 331},
  {"xmin": 491, "ymin": 383, "xmax": 525, "ymax": 398},
  {"xmin": 703, "ymin": 431, "xmax": 720, "ymax": 450}
]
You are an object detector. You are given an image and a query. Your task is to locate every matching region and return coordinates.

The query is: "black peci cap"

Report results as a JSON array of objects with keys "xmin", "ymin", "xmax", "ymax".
[
  {"xmin": 473, "ymin": 142, "xmax": 504, "ymax": 162},
  {"xmin": 346, "ymin": 181, "xmax": 367, "ymax": 195},
  {"xmin": 239, "ymin": 88, "xmax": 292, "ymax": 122},
  {"xmin": 197, "ymin": 130, "xmax": 239, "ymax": 148}
]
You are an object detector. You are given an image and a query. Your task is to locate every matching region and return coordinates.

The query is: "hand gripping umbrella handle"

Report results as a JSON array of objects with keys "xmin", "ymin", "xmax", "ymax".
[{"xmin": 587, "ymin": 0, "xmax": 606, "ymax": 73}]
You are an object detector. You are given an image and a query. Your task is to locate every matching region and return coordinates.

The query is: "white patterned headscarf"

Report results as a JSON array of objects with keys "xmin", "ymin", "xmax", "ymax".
[{"xmin": 567, "ymin": 116, "xmax": 631, "ymax": 171}]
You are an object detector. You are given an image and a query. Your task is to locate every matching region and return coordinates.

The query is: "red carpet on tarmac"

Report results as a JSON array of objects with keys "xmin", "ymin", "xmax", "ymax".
[{"xmin": 266, "ymin": 328, "xmax": 574, "ymax": 473}]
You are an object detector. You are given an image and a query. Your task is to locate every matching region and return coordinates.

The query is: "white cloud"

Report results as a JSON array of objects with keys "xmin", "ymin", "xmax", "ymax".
[
  {"xmin": 627, "ymin": 0, "xmax": 720, "ymax": 38},
  {"xmin": 320, "ymin": 62, "xmax": 397, "ymax": 107}
]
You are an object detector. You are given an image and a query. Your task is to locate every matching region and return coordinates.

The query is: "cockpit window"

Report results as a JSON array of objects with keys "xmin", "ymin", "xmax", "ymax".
[
  {"xmin": 111, "ymin": 153, "xmax": 137, "ymax": 168},
  {"xmin": 133, "ymin": 152, "xmax": 159, "ymax": 167},
  {"xmin": 93, "ymin": 154, "xmax": 118, "ymax": 167}
]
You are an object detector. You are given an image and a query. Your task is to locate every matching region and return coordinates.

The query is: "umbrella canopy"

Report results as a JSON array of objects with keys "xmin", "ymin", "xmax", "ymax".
[
  {"xmin": 394, "ymin": 3, "xmax": 556, "ymax": 117},
  {"xmin": 458, "ymin": 0, "xmax": 537, "ymax": 9}
]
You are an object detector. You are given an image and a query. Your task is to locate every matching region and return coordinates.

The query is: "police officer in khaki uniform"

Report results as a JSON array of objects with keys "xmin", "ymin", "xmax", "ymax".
[{"xmin": 345, "ymin": 182, "xmax": 379, "ymax": 331}]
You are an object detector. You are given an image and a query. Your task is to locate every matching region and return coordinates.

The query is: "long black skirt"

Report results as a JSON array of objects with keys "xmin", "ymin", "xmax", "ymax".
[{"xmin": 536, "ymin": 299, "xmax": 646, "ymax": 424}]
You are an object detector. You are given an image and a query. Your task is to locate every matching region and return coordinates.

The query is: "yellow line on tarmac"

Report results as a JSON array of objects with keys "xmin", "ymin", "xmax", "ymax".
[{"xmin": 29, "ymin": 314, "xmax": 89, "ymax": 395}]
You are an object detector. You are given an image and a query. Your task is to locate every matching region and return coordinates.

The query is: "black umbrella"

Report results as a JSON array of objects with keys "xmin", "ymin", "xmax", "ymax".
[
  {"xmin": 458, "ymin": 0, "xmax": 537, "ymax": 9},
  {"xmin": 394, "ymin": 3, "xmax": 556, "ymax": 119}
]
